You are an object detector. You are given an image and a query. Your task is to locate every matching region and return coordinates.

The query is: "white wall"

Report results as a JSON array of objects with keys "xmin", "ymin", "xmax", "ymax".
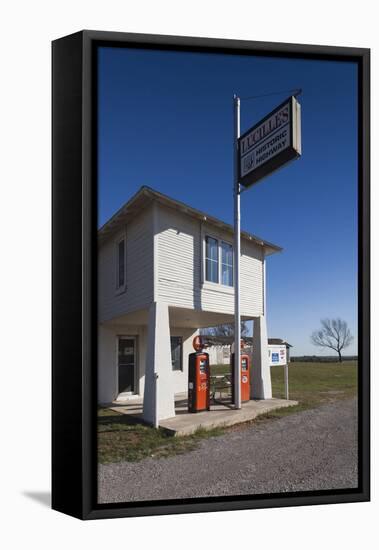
[
  {"xmin": 98, "ymin": 206, "xmax": 154, "ymax": 323},
  {"xmin": 98, "ymin": 323, "xmax": 147, "ymax": 403},
  {"xmin": 98, "ymin": 322, "xmax": 197, "ymax": 403},
  {"xmin": 157, "ymin": 204, "xmax": 202, "ymax": 309},
  {"xmin": 98, "ymin": 200, "xmax": 264, "ymax": 325},
  {"xmin": 156, "ymin": 203, "xmax": 264, "ymax": 317}
]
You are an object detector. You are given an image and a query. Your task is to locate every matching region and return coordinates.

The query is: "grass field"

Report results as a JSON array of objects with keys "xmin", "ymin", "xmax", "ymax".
[
  {"xmin": 211, "ymin": 360, "xmax": 357, "ymax": 419},
  {"xmin": 98, "ymin": 361, "xmax": 357, "ymax": 463}
]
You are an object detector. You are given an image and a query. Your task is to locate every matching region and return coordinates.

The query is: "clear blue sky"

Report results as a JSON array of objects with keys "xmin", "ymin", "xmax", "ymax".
[{"xmin": 98, "ymin": 46, "xmax": 358, "ymax": 356}]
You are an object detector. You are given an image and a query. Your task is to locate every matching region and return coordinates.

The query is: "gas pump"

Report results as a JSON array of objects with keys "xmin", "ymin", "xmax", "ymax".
[
  {"xmin": 231, "ymin": 340, "xmax": 251, "ymax": 403},
  {"xmin": 188, "ymin": 336, "xmax": 210, "ymax": 413}
]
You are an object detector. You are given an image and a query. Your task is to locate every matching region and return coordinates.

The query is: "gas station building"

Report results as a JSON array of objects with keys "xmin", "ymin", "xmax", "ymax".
[{"xmin": 98, "ymin": 186, "xmax": 282, "ymax": 427}]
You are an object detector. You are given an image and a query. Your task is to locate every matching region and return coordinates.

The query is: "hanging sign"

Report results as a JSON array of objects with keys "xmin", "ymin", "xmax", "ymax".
[{"xmin": 238, "ymin": 96, "xmax": 301, "ymax": 187}]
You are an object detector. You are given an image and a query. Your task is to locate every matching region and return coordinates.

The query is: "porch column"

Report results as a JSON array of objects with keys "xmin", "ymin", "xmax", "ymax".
[
  {"xmin": 251, "ymin": 315, "xmax": 272, "ymax": 399},
  {"xmin": 143, "ymin": 301, "xmax": 175, "ymax": 427}
]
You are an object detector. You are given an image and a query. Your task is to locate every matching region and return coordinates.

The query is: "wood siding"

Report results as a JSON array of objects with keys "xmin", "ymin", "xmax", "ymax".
[
  {"xmin": 156, "ymin": 204, "xmax": 264, "ymax": 317},
  {"xmin": 98, "ymin": 206, "xmax": 154, "ymax": 323}
]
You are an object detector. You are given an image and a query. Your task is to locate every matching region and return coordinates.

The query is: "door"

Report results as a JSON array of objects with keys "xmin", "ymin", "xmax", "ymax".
[{"xmin": 118, "ymin": 337, "xmax": 136, "ymax": 394}]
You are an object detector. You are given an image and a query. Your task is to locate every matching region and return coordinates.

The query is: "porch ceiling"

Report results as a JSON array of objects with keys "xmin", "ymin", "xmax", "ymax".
[
  {"xmin": 103, "ymin": 308, "xmax": 149, "ymax": 326},
  {"xmin": 168, "ymin": 307, "xmax": 254, "ymax": 329},
  {"xmin": 101, "ymin": 306, "xmax": 255, "ymax": 329}
]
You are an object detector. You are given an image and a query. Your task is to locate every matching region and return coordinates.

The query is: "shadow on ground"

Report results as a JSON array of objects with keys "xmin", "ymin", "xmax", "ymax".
[{"xmin": 23, "ymin": 491, "xmax": 51, "ymax": 508}]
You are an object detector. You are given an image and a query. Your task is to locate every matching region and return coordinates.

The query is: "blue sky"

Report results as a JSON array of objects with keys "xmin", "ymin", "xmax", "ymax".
[{"xmin": 98, "ymin": 46, "xmax": 358, "ymax": 356}]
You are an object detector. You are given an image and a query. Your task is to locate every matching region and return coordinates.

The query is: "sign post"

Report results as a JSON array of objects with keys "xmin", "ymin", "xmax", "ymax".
[
  {"xmin": 232, "ymin": 93, "xmax": 301, "ymax": 409},
  {"xmin": 285, "ymin": 344, "xmax": 291, "ymax": 400},
  {"xmin": 284, "ymin": 364, "xmax": 289, "ymax": 400},
  {"xmin": 233, "ymin": 94, "xmax": 241, "ymax": 409}
]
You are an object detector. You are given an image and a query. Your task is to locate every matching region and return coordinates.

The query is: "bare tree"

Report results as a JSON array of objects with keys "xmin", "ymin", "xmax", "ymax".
[
  {"xmin": 200, "ymin": 321, "xmax": 249, "ymax": 338},
  {"xmin": 311, "ymin": 318, "xmax": 353, "ymax": 362}
]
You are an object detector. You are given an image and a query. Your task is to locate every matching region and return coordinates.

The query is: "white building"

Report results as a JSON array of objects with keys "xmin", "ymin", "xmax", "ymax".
[{"xmin": 98, "ymin": 186, "xmax": 282, "ymax": 426}]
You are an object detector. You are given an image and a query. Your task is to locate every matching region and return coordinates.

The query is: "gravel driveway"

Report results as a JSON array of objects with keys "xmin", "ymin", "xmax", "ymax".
[{"xmin": 98, "ymin": 398, "xmax": 358, "ymax": 503}]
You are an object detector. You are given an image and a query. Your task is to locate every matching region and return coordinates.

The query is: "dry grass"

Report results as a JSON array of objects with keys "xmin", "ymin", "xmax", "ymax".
[{"xmin": 98, "ymin": 409, "xmax": 224, "ymax": 464}]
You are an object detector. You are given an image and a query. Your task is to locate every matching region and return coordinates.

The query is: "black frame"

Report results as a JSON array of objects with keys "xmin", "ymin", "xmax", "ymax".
[{"xmin": 52, "ymin": 30, "xmax": 370, "ymax": 520}]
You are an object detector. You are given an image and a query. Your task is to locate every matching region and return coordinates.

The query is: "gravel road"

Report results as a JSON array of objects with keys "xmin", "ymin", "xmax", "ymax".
[{"xmin": 98, "ymin": 398, "xmax": 358, "ymax": 503}]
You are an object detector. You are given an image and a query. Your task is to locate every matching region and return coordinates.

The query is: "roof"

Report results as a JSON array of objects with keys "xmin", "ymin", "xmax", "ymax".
[
  {"xmin": 268, "ymin": 338, "xmax": 293, "ymax": 347},
  {"xmin": 98, "ymin": 186, "xmax": 282, "ymax": 255}
]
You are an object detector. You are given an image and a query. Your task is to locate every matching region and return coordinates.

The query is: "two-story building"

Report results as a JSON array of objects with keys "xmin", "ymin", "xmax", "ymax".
[{"xmin": 98, "ymin": 186, "xmax": 282, "ymax": 426}]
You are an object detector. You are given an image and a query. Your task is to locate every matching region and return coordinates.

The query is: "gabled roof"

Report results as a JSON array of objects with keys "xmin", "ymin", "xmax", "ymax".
[
  {"xmin": 268, "ymin": 338, "xmax": 293, "ymax": 347},
  {"xmin": 98, "ymin": 186, "xmax": 282, "ymax": 255}
]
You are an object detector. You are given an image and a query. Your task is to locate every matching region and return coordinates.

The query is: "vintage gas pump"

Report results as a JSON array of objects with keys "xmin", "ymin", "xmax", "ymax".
[
  {"xmin": 188, "ymin": 336, "xmax": 210, "ymax": 413},
  {"xmin": 231, "ymin": 340, "xmax": 251, "ymax": 403}
]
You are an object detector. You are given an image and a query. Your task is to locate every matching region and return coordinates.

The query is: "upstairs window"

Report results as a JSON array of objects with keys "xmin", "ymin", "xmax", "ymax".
[
  {"xmin": 205, "ymin": 236, "xmax": 219, "ymax": 283},
  {"xmin": 205, "ymin": 236, "xmax": 233, "ymax": 287},
  {"xmin": 221, "ymin": 241, "xmax": 233, "ymax": 286},
  {"xmin": 116, "ymin": 237, "xmax": 126, "ymax": 291}
]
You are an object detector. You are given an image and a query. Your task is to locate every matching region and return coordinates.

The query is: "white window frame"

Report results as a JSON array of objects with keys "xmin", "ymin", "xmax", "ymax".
[
  {"xmin": 115, "ymin": 233, "xmax": 127, "ymax": 295},
  {"xmin": 203, "ymin": 233, "xmax": 234, "ymax": 290}
]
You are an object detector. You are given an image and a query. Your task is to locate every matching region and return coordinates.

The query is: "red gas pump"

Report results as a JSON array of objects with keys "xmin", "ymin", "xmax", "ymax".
[
  {"xmin": 188, "ymin": 336, "xmax": 210, "ymax": 413},
  {"xmin": 231, "ymin": 340, "xmax": 251, "ymax": 403}
]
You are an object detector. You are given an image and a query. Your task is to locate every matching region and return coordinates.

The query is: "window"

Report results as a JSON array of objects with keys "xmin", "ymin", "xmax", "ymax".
[
  {"xmin": 221, "ymin": 241, "xmax": 233, "ymax": 286},
  {"xmin": 205, "ymin": 236, "xmax": 219, "ymax": 283},
  {"xmin": 205, "ymin": 236, "xmax": 233, "ymax": 287},
  {"xmin": 171, "ymin": 336, "xmax": 183, "ymax": 371},
  {"xmin": 116, "ymin": 238, "xmax": 126, "ymax": 291}
]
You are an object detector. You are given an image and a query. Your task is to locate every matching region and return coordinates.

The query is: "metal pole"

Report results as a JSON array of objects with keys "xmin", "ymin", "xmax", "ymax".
[
  {"xmin": 284, "ymin": 345, "xmax": 290, "ymax": 400},
  {"xmin": 233, "ymin": 94, "xmax": 241, "ymax": 409},
  {"xmin": 284, "ymin": 364, "xmax": 289, "ymax": 400}
]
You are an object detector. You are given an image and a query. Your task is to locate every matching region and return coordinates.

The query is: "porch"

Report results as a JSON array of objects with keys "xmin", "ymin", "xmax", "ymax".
[
  {"xmin": 108, "ymin": 392, "xmax": 298, "ymax": 436},
  {"xmin": 99, "ymin": 302, "xmax": 273, "ymax": 427}
]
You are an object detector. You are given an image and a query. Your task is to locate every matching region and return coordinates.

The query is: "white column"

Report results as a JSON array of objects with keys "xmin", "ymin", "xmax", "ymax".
[
  {"xmin": 98, "ymin": 324, "xmax": 117, "ymax": 404},
  {"xmin": 251, "ymin": 315, "xmax": 272, "ymax": 399},
  {"xmin": 143, "ymin": 302, "xmax": 175, "ymax": 427}
]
